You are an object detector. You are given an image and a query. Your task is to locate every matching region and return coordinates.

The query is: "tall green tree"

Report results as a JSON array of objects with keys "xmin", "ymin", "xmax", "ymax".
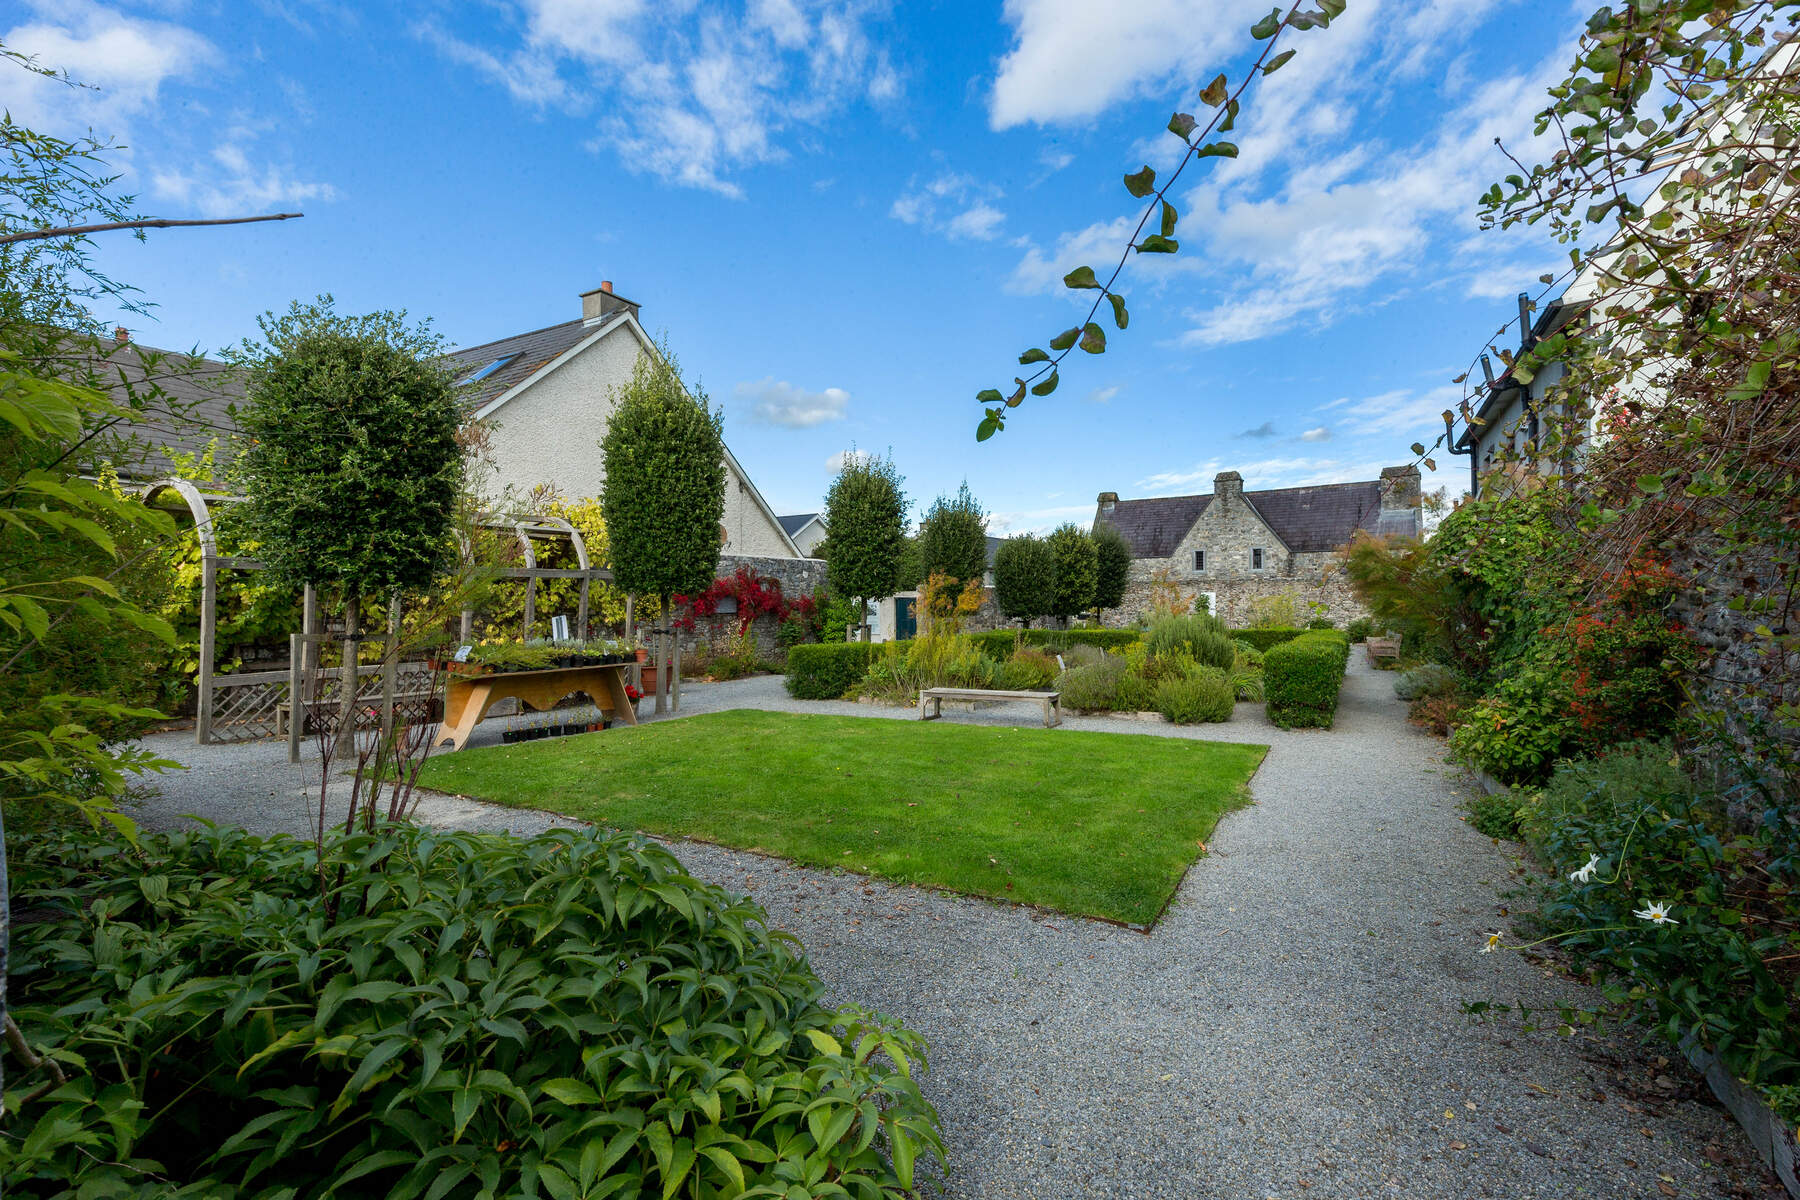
[
  {"xmin": 823, "ymin": 452, "xmax": 906, "ymax": 642},
  {"xmin": 233, "ymin": 297, "xmax": 464, "ymax": 624},
  {"xmin": 600, "ymin": 346, "xmax": 726, "ymax": 620},
  {"xmin": 992, "ymin": 535, "xmax": 1056, "ymax": 629},
  {"xmin": 1092, "ymin": 523, "xmax": 1132, "ymax": 620},
  {"xmin": 917, "ymin": 481, "xmax": 988, "ymax": 604},
  {"xmin": 1046, "ymin": 523, "xmax": 1098, "ymax": 624}
]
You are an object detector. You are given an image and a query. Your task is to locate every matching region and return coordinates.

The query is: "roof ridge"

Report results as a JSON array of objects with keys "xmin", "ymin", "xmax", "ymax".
[{"xmin": 450, "ymin": 316, "xmax": 587, "ymax": 357}]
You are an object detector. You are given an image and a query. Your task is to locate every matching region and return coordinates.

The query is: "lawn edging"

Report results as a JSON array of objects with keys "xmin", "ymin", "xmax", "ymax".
[{"xmin": 1680, "ymin": 1033, "xmax": 1800, "ymax": 1198}]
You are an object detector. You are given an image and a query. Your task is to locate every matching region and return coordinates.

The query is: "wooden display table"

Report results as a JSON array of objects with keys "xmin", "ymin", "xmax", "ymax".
[{"xmin": 435, "ymin": 663, "xmax": 637, "ymax": 751}]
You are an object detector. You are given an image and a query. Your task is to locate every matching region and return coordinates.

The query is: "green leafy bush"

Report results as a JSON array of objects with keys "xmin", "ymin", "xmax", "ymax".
[
  {"xmin": 996, "ymin": 648, "xmax": 1059, "ymax": 690},
  {"xmin": 1447, "ymin": 651, "xmax": 1578, "ymax": 785},
  {"xmin": 1229, "ymin": 668, "xmax": 1265, "ymax": 703},
  {"xmin": 1464, "ymin": 786, "xmax": 1525, "ymax": 839},
  {"xmin": 1145, "ymin": 615, "xmax": 1234, "ymax": 671},
  {"xmin": 1114, "ymin": 671, "xmax": 1156, "ymax": 713},
  {"xmin": 1305, "ymin": 617, "xmax": 1335, "ymax": 630},
  {"xmin": 1520, "ymin": 743, "xmax": 1799, "ymax": 1105},
  {"xmin": 7, "ymin": 823, "xmax": 943, "ymax": 1199},
  {"xmin": 1155, "ymin": 668, "xmax": 1235, "ymax": 724},
  {"xmin": 786, "ymin": 641, "xmax": 886, "ymax": 699},
  {"xmin": 1226, "ymin": 628, "xmax": 1305, "ymax": 653},
  {"xmin": 1231, "ymin": 642, "xmax": 1264, "ymax": 669},
  {"xmin": 1394, "ymin": 663, "xmax": 1461, "ymax": 701},
  {"xmin": 1263, "ymin": 629, "xmax": 1350, "ymax": 729},
  {"xmin": 1056, "ymin": 657, "xmax": 1124, "ymax": 710},
  {"xmin": 1345, "ymin": 617, "xmax": 1375, "ymax": 643},
  {"xmin": 968, "ymin": 628, "xmax": 1140, "ymax": 657}
]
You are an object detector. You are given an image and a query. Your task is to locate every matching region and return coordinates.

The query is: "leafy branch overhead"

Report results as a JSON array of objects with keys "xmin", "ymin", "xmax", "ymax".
[{"xmin": 976, "ymin": 0, "xmax": 1347, "ymax": 441}]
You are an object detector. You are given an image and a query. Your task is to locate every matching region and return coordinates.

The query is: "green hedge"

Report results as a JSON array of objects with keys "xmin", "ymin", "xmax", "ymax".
[
  {"xmin": 785, "ymin": 641, "xmax": 885, "ymax": 698},
  {"xmin": 970, "ymin": 628, "xmax": 1142, "ymax": 657},
  {"xmin": 1227, "ymin": 627, "xmax": 1307, "ymax": 652},
  {"xmin": 1264, "ymin": 629, "xmax": 1351, "ymax": 728}
]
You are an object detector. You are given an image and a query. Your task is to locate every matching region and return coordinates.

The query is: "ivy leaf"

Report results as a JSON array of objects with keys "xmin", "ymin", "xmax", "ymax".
[
  {"xmin": 1199, "ymin": 73, "xmax": 1228, "ymax": 107},
  {"xmin": 1168, "ymin": 111, "xmax": 1197, "ymax": 140},
  {"xmin": 1251, "ymin": 7, "xmax": 1282, "ymax": 39},
  {"xmin": 1160, "ymin": 200, "xmax": 1178, "ymax": 238},
  {"xmin": 976, "ymin": 388, "xmax": 1003, "ymax": 405},
  {"xmin": 1123, "ymin": 165, "xmax": 1157, "ymax": 198},
  {"xmin": 1264, "ymin": 49, "xmax": 1296, "ymax": 74},
  {"xmin": 1108, "ymin": 293, "xmax": 1129, "ymax": 330},
  {"xmin": 1031, "ymin": 371, "xmax": 1059, "ymax": 397},
  {"xmin": 1636, "ymin": 474, "xmax": 1665, "ymax": 494},
  {"xmin": 1136, "ymin": 234, "xmax": 1179, "ymax": 254},
  {"xmin": 1018, "ymin": 348, "xmax": 1050, "ymax": 365},
  {"xmin": 1049, "ymin": 327, "xmax": 1080, "ymax": 351},
  {"xmin": 1196, "ymin": 142, "xmax": 1239, "ymax": 159},
  {"xmin": 1079, "ymin": 322, "xmax": 1106, "ymax": 354},
  {"xmin": 1062, "ymin": 265, "xmax": 1101, "ymax": 290}
]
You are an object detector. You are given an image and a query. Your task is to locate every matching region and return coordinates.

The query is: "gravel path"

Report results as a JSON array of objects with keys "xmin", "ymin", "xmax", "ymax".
[{"xmin": 133, "ymin": 660, "xmax": 1778, "ymax": 1199}]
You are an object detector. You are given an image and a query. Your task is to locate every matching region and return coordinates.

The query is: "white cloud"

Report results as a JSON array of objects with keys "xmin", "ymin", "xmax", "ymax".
[
  {"xmin": 825, "ymin": 448, "xmax": 873, "ymax": 472},
  {"xmin": 736, "ymin": 377, "xmax": 850, "ymax": 427},
  {"xmin": 1300, "ymin": 426, "xmax": 1331, "ymax": 442},
  {"xmin": 989, "ymin": 0, "xmax": 1263, "ymax": 129},
  {"xmin": 1334, "ymin": 383, "xmax": 1463, "ymax": 441},
  {"xmin": 1136, "ymin": 454, "xmax": 1394, "ymax": 495},
  {"xmin": 151, "ymin": 141, "xmax": 337, "ymax": 218},
  {"xmin": 891, "ymin": 172, "xmax": 1006, "ymax": 241},
  {"xmin": 1086, "ymin": 384, "xmax": 1119, "ymax": 404},
  {"xmin": 422, "ymin": 1, "xmax": 901, "ymax": 197},
  {"xmin": 987, "ymin": 501, "xmax": 1095, "ymax": 536},
  {"xmin": 0, "ymin": 2, "xmax": 217, "ymax": 130},
  {"xmin": 1237, "ymin": 420, "xmax": 1278, "ymax": 439}
]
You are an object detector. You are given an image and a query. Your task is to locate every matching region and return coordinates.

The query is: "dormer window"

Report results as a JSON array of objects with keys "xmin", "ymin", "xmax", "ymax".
[
  {"xmin": 1193, "ymin": 549, "xmax": 1206, "ymax": 572},
  {"xmin": 1251, "ymin": 547, "xmax": 1265, "ymax": 571}
]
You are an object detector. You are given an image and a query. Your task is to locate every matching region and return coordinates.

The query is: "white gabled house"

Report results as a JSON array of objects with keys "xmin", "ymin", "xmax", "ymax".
[{"xmin": 450, "ymin": 283, "xmax": 803, "ymax": 559}]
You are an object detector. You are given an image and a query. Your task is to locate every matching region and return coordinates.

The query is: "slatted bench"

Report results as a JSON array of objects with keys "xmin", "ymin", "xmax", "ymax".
[
  {"xmin": 1366, "ymin": 635, "xmax": 1403, "ymax": 665},
  {"xmin": 918, "ymin": 687, "xmax": 1062, "ymax": 728}
]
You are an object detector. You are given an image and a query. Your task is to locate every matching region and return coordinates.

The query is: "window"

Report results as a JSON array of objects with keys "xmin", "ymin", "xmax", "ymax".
[
  {"xmin": 1193, "ymin": 549, "xmax": 1206, "ymax": 572},
  {"xmin": 1251, "ymin": 547, "xmax": 1265, "ymax": 570},
  {"xmin": 455, "ymin": 352, "xmax": 519, "ymax": 387}
]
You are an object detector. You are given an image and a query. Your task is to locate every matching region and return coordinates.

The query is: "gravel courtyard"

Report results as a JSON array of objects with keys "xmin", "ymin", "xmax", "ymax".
[{"xmin": 134, "ymin": 657, "xmax": 1780, "ymax": 1199}]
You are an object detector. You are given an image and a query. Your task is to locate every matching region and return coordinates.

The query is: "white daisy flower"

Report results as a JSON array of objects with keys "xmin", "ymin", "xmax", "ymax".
[
  {"xmin": 1633, "ymin": 901, "xmax": 1679, "ymax": 925},
  {"xmin": 1481, "ymin": 932, "xmax": 1503, "ymax": 954},
  {"xmin": 1569, "ymin": 854, "xmax": 1601, "ymax": 883}
]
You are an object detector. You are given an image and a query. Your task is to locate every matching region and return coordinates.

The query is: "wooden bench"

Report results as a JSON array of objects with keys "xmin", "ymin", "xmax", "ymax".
[
  {"xmin": 1366, "ymin": 634, "xmax": 1403, "ymax": 664},
  {"xmin": 918, "ymin": 687, "xmax": 1062, "ymax": 728}
]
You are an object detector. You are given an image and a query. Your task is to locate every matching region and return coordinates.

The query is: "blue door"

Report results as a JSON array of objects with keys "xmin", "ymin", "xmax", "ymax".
[{"xmin": 896, "ymin": 596, "xmax": 917, "ymax": 640}]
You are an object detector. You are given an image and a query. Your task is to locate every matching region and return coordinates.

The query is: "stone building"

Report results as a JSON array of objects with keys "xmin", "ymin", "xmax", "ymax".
[{"xmin": 1093, "ymin": 466, "xmax": 1423, "ymax": 628}]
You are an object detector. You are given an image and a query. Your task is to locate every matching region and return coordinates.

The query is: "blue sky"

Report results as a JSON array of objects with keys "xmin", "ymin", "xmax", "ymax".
[{"xmin": 7, "ymin": 0, "xmax": 1581, "ymax": 531}]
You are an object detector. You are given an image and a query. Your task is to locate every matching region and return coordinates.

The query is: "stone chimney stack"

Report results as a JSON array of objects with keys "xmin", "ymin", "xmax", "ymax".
[
  {"xmin": 580, "ymin": 280, "xmax": 641, "ymax": 325},
  {"xmin": 1213, "ymin": 470, "xmax": 1243, "ymax": 510},
  {"xmin": 1096, "ymin": 491, "xmax": 1118, "ymax": 516},
  {"xmin": 1376, "ymin": 464, "xmax": 1423, "ymax": 537}
]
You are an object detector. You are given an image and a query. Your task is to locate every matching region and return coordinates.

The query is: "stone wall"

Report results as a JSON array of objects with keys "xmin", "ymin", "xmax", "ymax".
[
  {"xmin": 674, "ymin": 554, "xmax": 828, "ymax": 659},
  {"xmin": 1102, "ymin": 552, "xmax": 1369, "ymax": 628}
]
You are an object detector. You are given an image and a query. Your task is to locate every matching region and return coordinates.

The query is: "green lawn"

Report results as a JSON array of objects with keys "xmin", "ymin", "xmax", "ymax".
[{"xmin": 417, "ymin": 710, "xmax": 1268, "ymax": 925}]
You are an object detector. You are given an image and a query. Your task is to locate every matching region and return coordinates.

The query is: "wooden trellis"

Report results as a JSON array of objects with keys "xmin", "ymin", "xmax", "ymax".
[{"xmin": 139, "ymin": 482, "xmax": 621, "ymax": 746}]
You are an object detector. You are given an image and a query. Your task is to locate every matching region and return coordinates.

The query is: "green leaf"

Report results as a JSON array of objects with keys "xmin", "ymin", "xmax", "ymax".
[
  {"xmin": 1159, "ymin": 200, "xmax": 1177, "ymax": 238},
  {"xmin": 1220, "ymin": 97, "xmax": 1239, "ymax": 132},
  {"xmin": 1031, "ymin": 371, "xmax": 1059, "ymax": 397},
  {"xmin": 1251, "ymin": 7, "xmax": 1282, "ymax": 38},
  {"xmin": 1135, "ymin": 234, "xmax": 1179, "ymax": 254},
  {"xmin": 1078, "ymin": 323, "xmax": 1106, "ymax": 354},
  {"xmin": 1123, "ymin": 165, "xmax": 1156, "ymax": 198},
  {"xmin": 1048, "ymin": 327, "xmax": 1080, "ymax": 352},
  {"xmin": 802, "ymin": 1029, "xmax": 843, "ymax": 1056},
  {"xmin": 541, "ymin": 1078, "xmax": 602, "ymax": 1106},
  {"xmin": 976, "ymin": 388, "xmax": 1003, "ymax": 404},
  {"xmin": 1320, "ymin": 0, "xmax": 1346, "ymax": 15},
  {"xmin": 976, "ymin": 415, "xmax": 1000, "ymax": 442},
  {"xmin": 1199, "ymin": 73, "xmax": 1227, "ymax": 106},
  {"xmin": 1018, "ymin": 348, "xmax": 1050, "ymax": 365},
  {"xmin": 1167, "ymin": 111, "xmax": 1197, "ymax": 140},
  {"xmin": 1062, "ymin": 265, "xmax": 1101, "ymax": 289},
  {"xmin": 1196, "ymin": 142, "xmax": 1239, "ymax": 158},
  {"xmin": 1636, "ymin": 474, "xmax": 1665, "ymax": 494},
  {"xmin": 1263, "ymin": 49, "xmax": 1296, "ymax": 74},
  {"xmin": 1006, "ymin": 380, "xmax": 1027, "ymax": 407},
  {"xmin": 1108, "ymin": 293, "xmax": 1129, "ymax": 331}
]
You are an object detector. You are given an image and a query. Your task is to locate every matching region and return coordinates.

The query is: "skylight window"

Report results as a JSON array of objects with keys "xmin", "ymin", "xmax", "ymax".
[{"xmin": 456, "ymin": 353, "xmax": 518, "ymax": 387}]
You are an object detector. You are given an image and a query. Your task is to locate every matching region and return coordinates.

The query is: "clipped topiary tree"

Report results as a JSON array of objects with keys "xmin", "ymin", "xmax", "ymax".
[
  {"xmin": 992, "ymin": 534, "xmax": 1056, "ymax": 629},
  {"xmin": 1046, "ymin": 523, "xmax": 1097, "ymax": 625},
  {"xmin": 600, "ymin": 345, "xmax": 725, "ymax": 708},
  {"xmin": 823, "ymin": 452, "xmax": 906, "ymax": 642},
  {"xmin": 918, "ymin": 481, "xmax": 989, "ymax": 607},
  {"xmin": 1091, "ymin": 522, "xmax": 1131, "ymax": 621},
  {"xmin": 234, "ymin": 297, "xmax": 465, "ymax": 622}
]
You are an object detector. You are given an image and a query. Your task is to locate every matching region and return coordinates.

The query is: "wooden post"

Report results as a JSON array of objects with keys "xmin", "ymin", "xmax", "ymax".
[
  {"xmin": 577, "ymin": 576, "xmax": 590, "ymax": 641},
  {"xmin": 653, "ymin": 630, "xmax": 666, "ymax": 715},
  {"xmin": 624, "ymin": 595, "xmax": 635, "ymax": 641},
  {"xmin": 287, "ymin": 633, "xmax": 304, "ymax": 764},
  {"xmin": 196, "ymin": 554, "xmax": 217, "ymax": 744},
  {"xmin": 302, "ymin": 584, "xmax": 319, "ymax": 674},
  {"xmin": 459, "ymin": 607, "xmax": 473, "ymax": 644},
  {"xmin": 523, "ymin": 577, "xmax": 535, "ymax": 638}
]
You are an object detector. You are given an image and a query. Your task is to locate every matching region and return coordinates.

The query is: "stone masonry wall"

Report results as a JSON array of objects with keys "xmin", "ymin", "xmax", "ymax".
[
  {"xmin": 1105, "ymin": 553, "xmax": 1369, "ymax": 628},
  {"xmin": 675, "ymin": 554, "xmax": 828, "ymax": 659}
]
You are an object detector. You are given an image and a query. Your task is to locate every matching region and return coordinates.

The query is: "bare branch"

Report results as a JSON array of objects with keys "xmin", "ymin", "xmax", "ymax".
[{"xmin": 0, "ymin": 212, "xmax": 303, "ymax": 246}]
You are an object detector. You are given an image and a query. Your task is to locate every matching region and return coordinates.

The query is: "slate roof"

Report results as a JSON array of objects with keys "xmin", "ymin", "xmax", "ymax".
[
  {"xmin": 445, "ymin": 317, "xmax": 610, "ymax": 415},
  {"xmin": 1100, "ymin": 479, "xmax": 1391, "ymax": 558},
  {"xmin": 779, "ymin": 512, "xmax": 823, "ymax": 537},
  {"xmin": 81, "ymin": 341, "xmax": 248, "ymax": 481}
]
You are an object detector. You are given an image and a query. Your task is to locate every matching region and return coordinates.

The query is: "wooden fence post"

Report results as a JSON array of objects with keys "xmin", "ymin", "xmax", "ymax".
[
  {"xmin": 288, "ymin": 633, "xmax": 304, "ymax": 764},
  {"xmin": 196, "ymin": 554, "xmax": 217, "ymax": 744}
]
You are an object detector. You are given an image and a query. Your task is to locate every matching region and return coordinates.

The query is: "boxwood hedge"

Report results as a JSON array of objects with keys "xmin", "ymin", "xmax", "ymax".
[
  {"xmin": 1264, "ymin": 629, "xmax": 1351, "ymax": 728},
  {"xmin": 6, "ymin": 823, "xmax": 943, "ymax": 1199},
  {"xmin": 1226, "ymin": 628, "xmax": 1307, "ymax": 652},
  {"xmin": 784, "ymin": 641, "xmax": 886, "ymax": 698}
]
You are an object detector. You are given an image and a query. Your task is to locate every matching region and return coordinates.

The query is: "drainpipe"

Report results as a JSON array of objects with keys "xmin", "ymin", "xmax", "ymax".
[{"xmin": 1445, "ymin": 407, "xmax": 1478, "ymax": 499}]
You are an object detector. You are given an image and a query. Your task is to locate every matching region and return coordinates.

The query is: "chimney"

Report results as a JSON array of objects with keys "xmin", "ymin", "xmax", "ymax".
[
  {"xmin": 1213, "ymin": 470, "xmax": 1243, "ymax": 509},
  {"xmin": 581, "ymin": 280, "xmax": 641, "ymax": 325},
  {"xmin": 1096, "ymin": 491, "xmax": 1117, "ymax": 516},
  {"xmin": 113, "ymin": 326, "xmax": 130, "ymax": 345},
  {"xmin": 1376, "ymin": 465, "xmax": 1422, "ymax": 536}
]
